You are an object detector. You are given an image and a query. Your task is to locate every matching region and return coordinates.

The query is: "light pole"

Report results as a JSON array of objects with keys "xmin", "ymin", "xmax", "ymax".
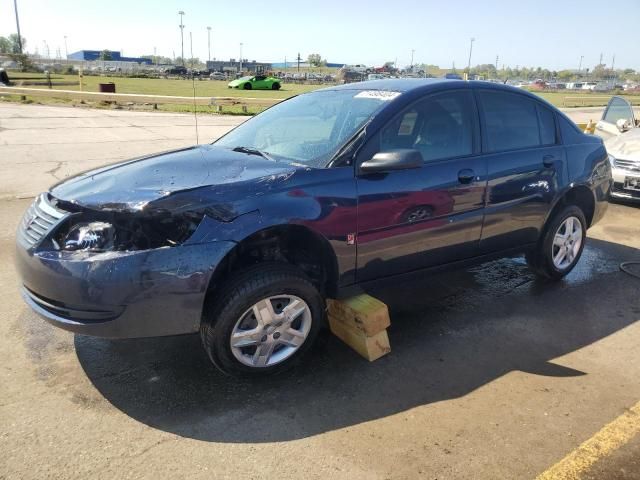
[
  {"xmin": 13, "ymin": 0, "xmax": 23, "ymax": 54},
  {"xmin": 410, "ymin": 49, "xmax": 415, "ymax": 70},
  {"xmin": 467, "ymin": 37, "xmax": 475, "ymax": 75},
  {"xmin": 239, "ymin": 43, "xmax": 243, "ymax": 73},
  {"xmin": 189, "ymin": 31, "xmax": 194, "ymax": 69},
  {"xmin": 64, "ymin": 35, "xmax": 68, "ymax": 62},
  {"xmin": 207, "ymin": 26, "xmax": 211, "ymax": 62},
  {"xmin": 578, "ymin": 55, "xmax": 584, "ymax": 76},
  {"xmin": 178, "ymin": 11, "xmax": 185, "ymax": 66}
]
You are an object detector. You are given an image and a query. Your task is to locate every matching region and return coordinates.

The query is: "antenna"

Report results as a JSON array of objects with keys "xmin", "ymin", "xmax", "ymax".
[{"xmin": 189, "ymin": 31, "xmax": 199, "ymax": 144}]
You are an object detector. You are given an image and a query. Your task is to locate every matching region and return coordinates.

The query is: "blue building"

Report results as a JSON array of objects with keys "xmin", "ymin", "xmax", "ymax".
[{"xmin": 67, "ymin": 50, "xmax": 152, "ymax": 65}]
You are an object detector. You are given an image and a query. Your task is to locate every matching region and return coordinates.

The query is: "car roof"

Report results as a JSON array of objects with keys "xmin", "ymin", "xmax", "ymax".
[
  {"xmin": 317, "ymin": 78, "xmax": 556, "ymax": 108},
  {"xmin": 326, "ymin": 78, "xmax": 454, "ymax": 92}
]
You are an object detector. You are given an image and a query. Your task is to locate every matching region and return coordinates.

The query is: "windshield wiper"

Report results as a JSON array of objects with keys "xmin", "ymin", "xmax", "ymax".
[{"xmin": 232, "ymin": 146, "xmax": 275, "ymax": 161}]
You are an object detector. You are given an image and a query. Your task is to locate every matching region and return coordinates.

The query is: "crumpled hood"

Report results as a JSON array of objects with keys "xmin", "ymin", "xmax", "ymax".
[
  {"xmin": 50, "ymin": 145, "xmax": 298, "ymax": 211},
  {"xmin": 605, "ymin": 129, "xmax": 640, "ymax": 162}
]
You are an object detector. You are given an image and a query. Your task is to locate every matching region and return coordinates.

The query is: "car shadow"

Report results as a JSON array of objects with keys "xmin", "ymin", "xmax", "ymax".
[{"xmin": 75, "ymin": 238, "xmax": 640, "ymax": 443}]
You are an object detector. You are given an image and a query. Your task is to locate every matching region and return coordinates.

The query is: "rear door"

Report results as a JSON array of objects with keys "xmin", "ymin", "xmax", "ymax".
[
  {"xmin": 355, "ymin": 89, "xmax": 488, "ymax": 281},
  {"xmin": 476, "ymin": 89, "xmax": 566, "ymax": 252},
  {"xmin": 595, "ymin": 96, "xmax": 637, "ymax": 140}
]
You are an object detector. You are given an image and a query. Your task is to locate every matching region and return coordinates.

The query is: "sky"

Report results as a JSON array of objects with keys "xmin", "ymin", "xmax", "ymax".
[{"xmin": 1, "ymin": 0, "xmax": 639, "ymax": 71}]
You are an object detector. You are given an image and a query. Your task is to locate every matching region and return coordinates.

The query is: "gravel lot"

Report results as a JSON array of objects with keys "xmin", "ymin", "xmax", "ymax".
[{"xmin": 1, "ymin": 104, "xmax": 639, "ymax": 479}]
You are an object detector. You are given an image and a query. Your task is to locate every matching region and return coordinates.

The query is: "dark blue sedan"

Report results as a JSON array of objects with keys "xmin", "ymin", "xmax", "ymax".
[{"xmin": 16, "ymin": 79, "xmax": 612, "ymax": 376}]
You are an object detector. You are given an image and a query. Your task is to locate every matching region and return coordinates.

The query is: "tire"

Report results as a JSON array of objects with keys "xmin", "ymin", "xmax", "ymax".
[
  {"xmin": 271, "ymin": 82, "xmax": 281, "ymax": 90},
  {"xmin": 200, "ymin": 262, "xmax": 325, "ymax": 377},
  {"xmin": 243, "ymin": 82, "xmax": 252, "ymax": 90},
  {"xmin": 526, "ymin": 205, "xmax": 587, "ymax": 280}
]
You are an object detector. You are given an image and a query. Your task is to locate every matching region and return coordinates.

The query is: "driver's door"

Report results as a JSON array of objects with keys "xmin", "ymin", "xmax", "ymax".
[
  {"xmin": 595, "ymin": 96, "xmax": 637, "ymax": 140},
  {"xmin": 252, "ymin": 76, "xmax": 268, "ymax": 89},
  {"xmin": 355, "ymin": 89, "xmax": 487, "ymax": 282}
]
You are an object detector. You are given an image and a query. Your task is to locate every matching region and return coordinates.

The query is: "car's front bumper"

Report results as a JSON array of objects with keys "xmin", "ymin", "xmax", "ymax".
[
  {"xmin": 611, "ymin": 166, "xmax": 640, "ymax": 201},
  {"xmin": 16, "ymin": 240, "xmax": 236, "ymax": 338}
]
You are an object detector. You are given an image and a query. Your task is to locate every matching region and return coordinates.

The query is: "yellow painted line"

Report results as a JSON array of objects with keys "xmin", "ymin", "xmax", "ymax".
[{"xmin": 536, "ymin": 401, "xmax": 640, "ymax": 480}]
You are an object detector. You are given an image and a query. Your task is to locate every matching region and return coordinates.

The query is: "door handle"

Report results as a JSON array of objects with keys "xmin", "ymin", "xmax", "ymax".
[
  {"xmin": 543, "ymin": 155, "xmax": 555, "ymax": 167},
  {"xmin": 458, "ymin": 169, "xmax": 475, "ymax": 184}
]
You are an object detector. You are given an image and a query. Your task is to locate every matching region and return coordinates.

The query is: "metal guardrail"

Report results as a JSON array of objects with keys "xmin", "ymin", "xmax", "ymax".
[{"xmin": 0, "ymin": 86, "xmax": 283, "ymax": 109}]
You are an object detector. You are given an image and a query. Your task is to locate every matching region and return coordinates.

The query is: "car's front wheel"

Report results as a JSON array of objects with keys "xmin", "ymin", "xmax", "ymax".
[
  {"xmin": 243, "ymin": 83, "xmax": 252, "ymax": 90},
  {"xmin": 526, "ymin": 205, "xmax": 587, "ymax": 280},
  {"xmin": 200, "ymin": 263, "xmax": 324, "ymax": 376}
]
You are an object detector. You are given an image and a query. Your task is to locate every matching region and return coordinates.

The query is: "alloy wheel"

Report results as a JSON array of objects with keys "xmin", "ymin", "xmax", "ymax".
[
  {"xmin": 230, "ymin": 295, "xmax": 312, "ymax": 368},
  {"xmin": 552, "ymin": 216, "xmax": 583, "ymax": 270}
]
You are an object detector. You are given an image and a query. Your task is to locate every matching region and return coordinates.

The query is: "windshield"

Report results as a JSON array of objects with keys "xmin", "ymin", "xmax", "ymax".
[{"xmin": 214, "ymin": 89, "xmax": 398, "ymax": 167}]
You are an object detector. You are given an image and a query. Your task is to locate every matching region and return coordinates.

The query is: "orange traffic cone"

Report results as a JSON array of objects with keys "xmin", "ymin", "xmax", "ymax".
[{"xmin": 584, "ymin": 119, "xmax": 594, "ymax": 134}]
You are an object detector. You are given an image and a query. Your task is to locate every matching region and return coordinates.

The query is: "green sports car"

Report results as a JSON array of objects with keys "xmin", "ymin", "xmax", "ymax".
[{"xmin": 228, "ymin": 75, "xmax": 281, "ymax": 90}]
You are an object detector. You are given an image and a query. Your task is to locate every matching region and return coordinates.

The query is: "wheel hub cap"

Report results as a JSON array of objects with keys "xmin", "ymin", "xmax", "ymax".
[
  {"xmin": 552, "ymin": 216, "xmax": 583, "ymax": 270},
  {"xmin": 230, "ymin": 295, "xmax": 312, "ymax": 368}
]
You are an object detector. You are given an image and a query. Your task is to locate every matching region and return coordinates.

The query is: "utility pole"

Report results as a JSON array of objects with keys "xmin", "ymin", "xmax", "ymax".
[
  {"xmin": 466, "ymin": 37, "xmax": 475, "ymax": 74},
  {"xmin": 297, "ymin": 52, "xmax": 301, "ymax": 72},
  {"xmin": 64, "ymin": 36, "xmax": 68, "ymax": 59},
  {"xmin": 13, "ymin": 0, "xmax": 23, "ymax": 53},
  {"xmin": 410, "ymin": 49, "xmax": 415, "ymax": 69},
  {"xmin": 598, "ymin": 52, "xmax": 603, "ymax": 66},
  {"xmin": 239, "ymin": 43, "xmax": 243, "ymax": 72},
  {"xmin": 578, "ymin": 55, "xmax": 583, "ymax": 76},
  {"xmin": 611, "ymin": 54, "xmax": 616, "ymax": 82},
  {"xmin": 207, "ymin": 26, "xmax": 211, "ymax": 62},
  {"xmin": 178, "ymin": 11, "xmax": 185, "ymax": 66},
  {"xmin": 189, "ymin": 31, "xmax": 194, "ymax": 69}
]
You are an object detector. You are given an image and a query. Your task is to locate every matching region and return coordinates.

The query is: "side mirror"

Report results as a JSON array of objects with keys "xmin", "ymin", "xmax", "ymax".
[
  {"xmin": 616, "ymin": 118, "xmax": 631, "ymax": 133},
  {"xmin": 359, "ymin": 149, "xmax": 423, "ymax": 174}
]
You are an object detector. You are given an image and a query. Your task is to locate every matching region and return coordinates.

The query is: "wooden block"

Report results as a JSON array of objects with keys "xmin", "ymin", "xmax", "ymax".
[
  {"xmin": 328, "ymin": 315, "xmax": 391, "ymax": 361},
  {"xmin": 327, "ymin": 295, "xmax": 390, "ymax": 337}
]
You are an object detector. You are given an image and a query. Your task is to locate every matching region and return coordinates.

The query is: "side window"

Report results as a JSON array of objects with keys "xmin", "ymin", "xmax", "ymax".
[
  {"xmin": 478, "ymin": 91, "xmax": 541, "ymax": 152},
  {"xmin": 380, "ymin": 91, "xmax": 474, "ymax": 162},
  {"xmin": 537, "ymin": 105, "xmax": 556, "ymax": 145},
  {"xmin": 603, "ymin": 97, "xmax": 634, "ymax": 125}
]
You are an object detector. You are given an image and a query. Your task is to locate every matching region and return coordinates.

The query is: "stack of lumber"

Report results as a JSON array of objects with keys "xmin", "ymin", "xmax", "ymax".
[{"xmin": 327, "ymin": 295, "xmax": 391, "ymax": 361}]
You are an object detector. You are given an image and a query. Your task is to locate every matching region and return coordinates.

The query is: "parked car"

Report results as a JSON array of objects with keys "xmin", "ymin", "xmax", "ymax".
[
  {"xmin": 343, "ymin": 64, "xmax": 368, "ymax": 74},
  {"xmin": 228, "ymin": 75, "xmax": 281, "ymax": 90},
  {"xmin": 163, "ymin": 66, "xmax": 187, "ymax": 76},
  {"xmin": 16, "ymin": 79, "xmax": 611, "ymax": 376},
  {"xmin": 209, "ymin": 71, "xmax": 226, "ymax": 80},
  {"xmin": 593, "ymin": 96, "xmax": 640, "ymax": 201}
]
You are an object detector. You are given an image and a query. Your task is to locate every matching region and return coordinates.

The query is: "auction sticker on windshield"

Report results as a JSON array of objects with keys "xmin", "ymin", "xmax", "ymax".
[{"xmin": 354, "ymin": 91, "xmax": 401, "ymax": 100}]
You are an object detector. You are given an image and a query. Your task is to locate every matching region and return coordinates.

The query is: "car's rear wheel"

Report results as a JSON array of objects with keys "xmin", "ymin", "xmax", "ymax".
[
  {"xmin": 243, "ymin": 83, "xmax": 252, "ymax": 90},
  {"xmin": 271, "ymin": 82, "xmax": 281, "ymax": 90},
  {"xmin": 200, "ymin": 263, "xmax": 324, "ymax": 376},
  {"xmin": 526, "ymin": 205, "xmax": 587, "ymax": 280}
]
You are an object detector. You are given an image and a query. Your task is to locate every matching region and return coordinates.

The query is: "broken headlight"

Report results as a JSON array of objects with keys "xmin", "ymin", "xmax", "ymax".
[
  {"xmin": 53, "ymin": 210, "xmax": 202, "ymax": 253},
  {"xmin": 62, "ymin": 222, "xmax": 115, "ymax": 251}
]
